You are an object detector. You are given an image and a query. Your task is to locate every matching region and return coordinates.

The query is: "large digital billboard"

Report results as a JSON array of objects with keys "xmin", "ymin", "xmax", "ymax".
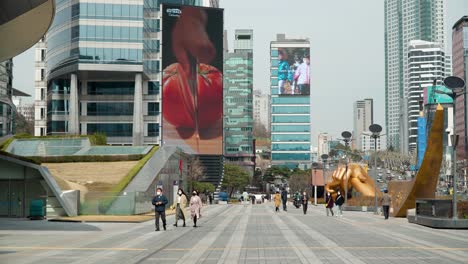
[
  {"xmin": 276, "ymin": 47, "xmax": 310, "ymax": 95},
  {"xmin": 162, "ymin": 4, "xmax": 223, "ymax": 155}
]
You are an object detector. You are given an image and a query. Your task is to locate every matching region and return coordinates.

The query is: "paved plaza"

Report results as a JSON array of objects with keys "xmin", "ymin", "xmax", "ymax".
[{"xmin": 1, "ymin": 203, "xmax": 468, "ymax": 264}]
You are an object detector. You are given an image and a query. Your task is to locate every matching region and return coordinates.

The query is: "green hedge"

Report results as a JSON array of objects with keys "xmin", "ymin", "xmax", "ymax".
[
  {"xmin": 0, "ymin": 151, "xmax": 41, "ymax": 165},
  {"xmin": 0, "ymin": 137, "xmax": 14, "ymax": 151},
  {"xmin": 33, "ymin": 154, "xmax": 144, "ymax": 163}
]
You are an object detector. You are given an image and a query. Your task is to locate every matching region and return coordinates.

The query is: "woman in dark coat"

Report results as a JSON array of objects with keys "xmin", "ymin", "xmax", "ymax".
[
  {"xmin": 325, "ymin": 192, "xmax": 334, "ymax": 216},
  {"xmin": 335, "ymin": 191, "xmax": 344, "ymax": 217}
]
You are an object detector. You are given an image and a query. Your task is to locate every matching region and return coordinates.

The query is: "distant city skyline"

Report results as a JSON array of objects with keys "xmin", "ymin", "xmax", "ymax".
[{"xmin": 12, "ymin": 0, "xmax": 468, "ymax": 145}]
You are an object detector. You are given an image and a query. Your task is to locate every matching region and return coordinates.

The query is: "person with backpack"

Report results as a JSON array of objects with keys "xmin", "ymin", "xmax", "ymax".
[{"xmin": 335, "ymin": 191, "xmax": 345, "ymax": 217}]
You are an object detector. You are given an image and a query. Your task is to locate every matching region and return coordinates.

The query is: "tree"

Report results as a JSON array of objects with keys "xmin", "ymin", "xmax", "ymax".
[
  {"xmin": 263, "ymin": 165, "xmax": 291, "ymax": 183},
  {"xmin": 253, "ymin": 121, "xmax": 269, "ymax": 138},
  {"xmin": 15, "ymin": 112, "xmax": 33, "ymax": 135},
  {"xmin": 187, "ymin": 156, "xmax": 205, "ymax": 192},
  {"xmin": 222, "ymin": 164, "xmax": 250, "ymax": 197},
  {"xmin": 288, "ymin": 170, "xmax": 309, "ymax": 194}
]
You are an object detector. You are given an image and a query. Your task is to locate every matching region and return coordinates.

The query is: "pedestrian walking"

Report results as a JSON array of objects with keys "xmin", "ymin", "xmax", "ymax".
[
  {"xmin": 335, "ymin": 191, "xmax": 344, "ymax": 217},
  {"xmin": 325, "ymin": 192, "xmax": 334, "ymax": 216},
  {"xmin": 152, "ymin": 188, "xmax": 168, "ymax": 231},
  {"xmin": 274, "ymin": 191, "xmax": 281, "ymax": 212},
  {"xmin": 281, "ymin": 188, "xmax": 288, "ymax": 211},
  {"xmin": 172, "ymin": 188, "xmax": 187, "ymax": 227},
  {"xmin": 190, "ymin": 190, "xmax": 202, "ymax": 227},
  {"xmin": 381, "ymin": 190, "xmax": 392, "ymax": 220},
  {"xmin": 208, "ymin": 192, "xmax": 213, "ymax": 205},
  {"xmin": 301, "ymin": 191, "xmax": 309, "ymax": 215}
]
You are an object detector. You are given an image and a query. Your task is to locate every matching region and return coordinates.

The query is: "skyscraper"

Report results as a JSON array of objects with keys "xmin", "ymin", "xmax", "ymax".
[
  {"xmin": 384, "ymin": 0, "xmax": 446, "ymax": 152},
  {"xmin": 353, "ymin": 99, "xmax": 373, "ymax": 151},
  {"xmin": 270, "ymin": 34, "xmax": 311, "ymax": 169},
  {"xmin": 224, "ymin": 29, "xmax": 254, "ymax": 174},
  {"xmin": 452, "ymin": 16, "xmax": 468, "ymax": 161},
  {"xmin": 36, "ymin": 0, "xmax": 208, "ymax": 145},
  {"xmin": 407, "ymin": 40, "xmax": 450, "ymax": 153}
]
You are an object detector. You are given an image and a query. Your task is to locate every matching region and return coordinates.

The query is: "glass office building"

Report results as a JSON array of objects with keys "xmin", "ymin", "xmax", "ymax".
[
  {"xmin": 224, "ymin": 29, "xmax": 254, "ymax": 175},
  {"xmin": 43, "ymin": 0, "xmax": 203, "ymax": 145},
  {"xmin": 270, "ymin": 34, "xmax": 311, "ymax": 169}
]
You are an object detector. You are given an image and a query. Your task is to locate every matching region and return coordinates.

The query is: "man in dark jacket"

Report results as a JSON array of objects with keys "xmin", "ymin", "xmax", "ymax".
[
  {"xmin": 281, "ymin": 188, "xmax": 288, "ymax": 211},
  {"xmin": 301, "ymin": 191, "xmax": 309, "ymax": 215},
  {"xmin": 152, "ymin": 188, "xmax": 168, "ymax": 231}
]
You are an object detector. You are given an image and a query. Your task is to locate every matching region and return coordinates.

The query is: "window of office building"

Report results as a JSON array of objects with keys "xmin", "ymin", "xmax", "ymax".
[
  {"xmin": 148, "ymin": 123, "xmax": 159, "ymax": 137},
  {"xmin": 148, "ymin": 81, "xmax": 159, "ymax": 95},
  {"xmin": 48, "ymin": 79, "xmax": 70, "ymax": 94},
  {"xmin": 272, "ymin": 153, "xmax": 310, "ymax": 161},
  {"xmin": 87, "ymin": 102, "xmax": 133, "ymax": 116},
  {"xmin": 48, "ymin": 121, "xmax": 67, "ymax": 133},
  {"xmin": 87, "ymin": 123, "xmax": 133, "ymax": 137},
  {"xmin": 272, "ymin": 115, "xmax": 309, "ymax": 123},
  {"xmin": 272, "ymin": 125, "xmax": 310, "ymax": 132},
  {"xmin": 272, "ymin": 143, "xmax": 310, "ymax": 151},
  {"xmin": 148, "ymin": 102, "xmax": 159, "ymax": 116},
  {"xmin": 87, "ymin": 82, "xmax": 134, "ymax": 95},
  {"xmin": 272, "ymin": 134, "xmax": 310, "ymax": 142}
]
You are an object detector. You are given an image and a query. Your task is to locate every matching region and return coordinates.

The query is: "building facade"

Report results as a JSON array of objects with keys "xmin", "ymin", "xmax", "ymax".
[
  {"xmin": 224, "ymin": 29, "xmax": 254, "ymax": 175},
  {"xmin": 353, "ymin": 98, "xmax": 373, "ymax": 151},
  {"xmin": 452, "ymin": 16, "xmax": 468, "ymax": 161},
  {"xmin": 384, "ymin": 0, "xmax": 446, "ymax": 152},
  {"xmin": 34, "ymin": 37, "xmax": 47, "ymax": 136},
  {"xmin": 317, "ymin": 133, "xmax": 329, "ymax": 160},
  {"xmin": 360, "ymin": 133, "xmax": 387, "ymax": 152},
  {"xmin": 39, "ymin": 0, "xmax": 209, "ymax": 145},
  {"xmin": 0, "ymin": 59, "xmax": 14, "ymax": 137},
  {"xmin": 407, "ymin": 40, "xmax": 450, "ymax": 153},
  {"xmin": 253, "ymin": 90, "xmax": 270, "ymax": 132},
  {"xmin": 270, "ymin": 34, "xmax": 311, "ymax": 169}
]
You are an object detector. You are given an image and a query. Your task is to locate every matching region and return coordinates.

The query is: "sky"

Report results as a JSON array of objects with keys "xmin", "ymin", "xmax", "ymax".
[{"xmin": 12, "ymin": 0, "xmax": 468, "ymax": 145}]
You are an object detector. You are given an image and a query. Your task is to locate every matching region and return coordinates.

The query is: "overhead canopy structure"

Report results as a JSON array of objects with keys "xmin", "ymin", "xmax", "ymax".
[{"xmin": 0, "ymin": 0, "xmax": 55, "ymax": 61}]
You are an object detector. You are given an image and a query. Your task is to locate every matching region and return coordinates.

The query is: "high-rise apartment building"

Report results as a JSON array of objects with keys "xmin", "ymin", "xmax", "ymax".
[
  {"xmin": 384, "ymin": 0, "xmax": 446, "ymax": 152},
  {"xmin": 34, "ymin": 37, "xmax": 47, "ymax": 136},
  {"xmin": 37, "ymin": 0, "xmax": 208, "ymax": 145},
  {"xmin": 270, "ymin": 34, "xmax": 311, "ymax": 169},
  {"xmin": 452, "ymin": 16, "xmax": 468, "ymax": 161},
  {"xmin": 353, "ymin": 99, "xmax": 373, "ymax": 151},
  {"xmin": 407, "ymin": 40, "xmax": 450, "ymax": 153},
  {"xmin": 224, "ymin": 29, "xmax": 254, "ymax": 174},
  {"xmin": 253, "ymin": 90, "xmax": 270, "ymax": 132}
]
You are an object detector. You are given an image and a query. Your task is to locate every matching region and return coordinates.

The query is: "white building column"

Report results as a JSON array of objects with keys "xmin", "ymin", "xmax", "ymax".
[
  {"xmin": 68, "ymin": 73, "xmax": 79, "ymax": 134},
  {"xmin": 133, "ymin": 73, "xmax": 143, "ymax": 145}
]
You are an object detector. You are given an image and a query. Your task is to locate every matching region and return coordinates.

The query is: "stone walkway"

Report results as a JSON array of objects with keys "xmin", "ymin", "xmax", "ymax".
[{"xmin": 1, "ymin": 203, "xmax": 468, "ymax": 263}]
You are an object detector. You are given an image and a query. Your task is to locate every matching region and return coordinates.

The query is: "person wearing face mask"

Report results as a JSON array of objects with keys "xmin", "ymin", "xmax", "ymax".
[
  {"xmin": 152, "ymin": 188, "xmax": 168, "ymax": 231},
  {"xmin": 301, "ymin": 191, "xmax": 309, "ymax": 215},
  {"xmin": 325, "ymin": 192, "xmax": 334, "ymax": 217},
  {"xmin": 335, "ymin": 191, "xmax": 345, "ymax": 217},
  {"xmin": 189, "ymin": 190, "xmax": 202, "ymax": 227},
  {"xmin": 173, "ymin": 188, "xmax": 188, "ymax": 227}
]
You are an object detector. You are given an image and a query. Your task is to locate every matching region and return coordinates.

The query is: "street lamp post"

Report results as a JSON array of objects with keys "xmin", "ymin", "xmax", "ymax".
[
  {"xmin": 341, "ymin": 131, "xmax": 352, "ymax": 204},
  {"xmin": 321, "ymin": 154, "xmax": 329, "ymax": 210},
  {"xmin": 435, "ymin": 76, "xmax": 466, "ymax": 220},
  {"xmin": 369, "ymin": 124, "xmax": 382, "ymax": 215},
  {"xmin": 312, "ymin": 162, "xmax": 319, "ymax": 205}
]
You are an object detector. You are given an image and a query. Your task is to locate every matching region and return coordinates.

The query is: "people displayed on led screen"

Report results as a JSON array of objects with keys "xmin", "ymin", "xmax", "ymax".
[
  {"xmin": 277, "ymin": 48, "xmax": 310, "ymax": 95},
  {"xmin": 278, "ymin": 50, "xmax": 292, "ymax": 94},
  {"xmin": 293, "ymin": 54, "xmax": 310, "ymax": 95},
  {"xmin": 162, "ymin": 5, "xmax": 223, "ymax": 155}
]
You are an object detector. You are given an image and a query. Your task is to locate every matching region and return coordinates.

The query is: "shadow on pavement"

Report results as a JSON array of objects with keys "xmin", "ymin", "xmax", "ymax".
[{"xmin": 0, "ymin": 218, "xmax": 101, "ymax": 231}]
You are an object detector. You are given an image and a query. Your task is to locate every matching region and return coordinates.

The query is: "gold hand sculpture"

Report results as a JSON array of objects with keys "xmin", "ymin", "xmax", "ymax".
[{"xmin": 325, "ymin": 163, "xmax": 380, "ymax": 198}]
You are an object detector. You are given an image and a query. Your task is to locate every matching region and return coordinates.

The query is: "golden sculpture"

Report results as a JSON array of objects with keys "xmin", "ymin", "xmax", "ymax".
[
  {"xmin": 389, "ymin": 104, "xmax": 444, "ymax": 217},
  {"xmin": 325, "ymin": 163, "xmax": 380, "ymax": 198}
]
